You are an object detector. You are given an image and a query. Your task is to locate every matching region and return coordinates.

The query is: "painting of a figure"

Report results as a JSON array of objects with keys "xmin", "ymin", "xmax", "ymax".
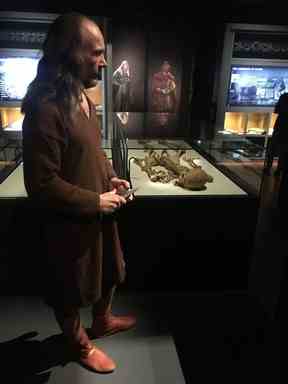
[
  {"xmin": 113, "ymin": 60, "xmax": 132, "ymax": 111},
  {"xmin": 151, "ymin": 61, "xmax": 177, "ymax": 112}
]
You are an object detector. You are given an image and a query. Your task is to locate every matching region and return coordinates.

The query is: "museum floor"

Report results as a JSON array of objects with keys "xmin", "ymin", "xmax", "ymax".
[{"xmin": 0, "ymin": 289, "xmax": 286, "ymax": 383}]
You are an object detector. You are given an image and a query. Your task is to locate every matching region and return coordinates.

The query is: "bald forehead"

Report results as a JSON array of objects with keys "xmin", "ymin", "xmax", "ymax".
[{"xmin": 80, "ymin": 19, "xmax": 105, "ymax": 48}]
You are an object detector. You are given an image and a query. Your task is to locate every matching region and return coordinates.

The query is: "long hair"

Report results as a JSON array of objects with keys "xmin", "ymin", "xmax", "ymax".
[
  {"xmin": 113, "ymin": 60, "xmax": 130, "ymax": 78},
  {"xmin": 21, "ymin": 12, "xmax": 92, "ymax": 117}
]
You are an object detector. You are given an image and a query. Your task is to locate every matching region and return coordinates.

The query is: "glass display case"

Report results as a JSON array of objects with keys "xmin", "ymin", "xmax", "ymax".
[
  {"xmin": 191, "ymin": 132, "xmax": 279, "ymax": 196},
  {"xmin": 126, "ymin": 139, "xmax": 249, "ymax": 197},
  {"xmin": 108, "ymin": 113, "xmax": 265, "ymax": 198},
  {"xmin": 0, "ymin": 106, "xmax": 22, "ymax": 185},
  {"xmin": 0, "ymin": 107, "xmax": 271, "ymax": 200},
  {"xmin": 224, "ymin": 111, "xmax": 277, "ymax": 137}
]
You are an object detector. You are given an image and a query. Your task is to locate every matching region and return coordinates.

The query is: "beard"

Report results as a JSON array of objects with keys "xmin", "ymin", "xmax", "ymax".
[
  {"xmin": 84, "ymin": 79, "xmax": 98, "ymax": 88},
  {"xmin": 83, "ymin": 65, "xmax": 102, "ymax": 88}
]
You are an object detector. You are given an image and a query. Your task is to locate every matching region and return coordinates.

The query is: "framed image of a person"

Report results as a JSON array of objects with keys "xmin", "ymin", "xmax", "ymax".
[
  {"xmin": 151, "ymin": 60, "xmax": 176, "ymax": 112},
  {"xmin": 112, "ymin": 60, "xmax": 131, "ymax": 111}
]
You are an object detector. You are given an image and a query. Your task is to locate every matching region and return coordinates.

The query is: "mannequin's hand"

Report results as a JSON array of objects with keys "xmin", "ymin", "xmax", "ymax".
[
  {"xmin": 99, "ymin": 189, "xmax": 126, "ymax": 213},
  {"xmin": 110, "ymin": 177, "xmax": 130, "ymax": 191},
  {"xmin": 111, "ymin": 177, "xmax": 135, "ymax": 202}
]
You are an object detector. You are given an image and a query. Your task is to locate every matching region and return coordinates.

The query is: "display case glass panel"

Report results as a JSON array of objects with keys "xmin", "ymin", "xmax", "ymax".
[
  {"xmin": 106, "ymin": 112, "xmax": 254, "ymax": 198},
  {"xmin": 192, "ymin": 131, "xmax": 279, "ymax": 196}
]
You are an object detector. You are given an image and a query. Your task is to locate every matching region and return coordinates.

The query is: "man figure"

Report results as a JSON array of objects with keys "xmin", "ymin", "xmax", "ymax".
[
  {"xmin": 151, "ymin": 60, "xmax": 176, "ymax": 112},
  {"xmin": 21, "ymin": 13, "xmax": 136, "ymax": 374}
]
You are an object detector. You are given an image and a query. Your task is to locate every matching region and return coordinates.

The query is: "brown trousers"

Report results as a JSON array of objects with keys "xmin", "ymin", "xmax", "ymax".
[{"xmin": 53, "ymin": 286, "xmax": 116, "ymax": 346}]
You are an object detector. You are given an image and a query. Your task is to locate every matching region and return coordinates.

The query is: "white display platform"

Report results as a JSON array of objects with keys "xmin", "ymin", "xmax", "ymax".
[
  {"xmin": 0, "ymin": 163, "xmax": 27, "ymax": 198},
  {"xmin": 0, "ymin": 145, "xmax": 247, "ymax": 198}
]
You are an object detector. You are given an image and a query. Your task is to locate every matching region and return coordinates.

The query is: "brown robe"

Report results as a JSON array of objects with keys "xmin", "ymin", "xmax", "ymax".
[
  {"xmin": 22, "ymin": 98, "xmax": 126, "ymax": 308},
  {"xmin": 151, "ymin": 71, "xmax": 176, "ymax": 112}
]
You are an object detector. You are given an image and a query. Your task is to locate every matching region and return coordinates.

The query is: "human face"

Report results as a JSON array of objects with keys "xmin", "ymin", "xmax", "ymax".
[
  {"xmin": 80, "ymin": 20, "xmax": 107, "ymax": 87},
  {"xmin": 161, "ymin": 63, "xmax": 170, "ymax": 73},
  {"xmin": 122, "ymin": 61, "xmax": 129, "ymax": 73}
]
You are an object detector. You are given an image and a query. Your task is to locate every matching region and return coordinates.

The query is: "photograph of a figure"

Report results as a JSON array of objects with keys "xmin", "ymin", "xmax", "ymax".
[
  {"xmin": 113, "ymin": 60, "xmax": 132, "ymax": 111},
  {"xmin": 112, "ymin": 24, "xmax": 147, "ymax": 112},
  {"xmin": 151, "ymin": 61, "xmax": 177, "ymax": 112},
  {"xmin": 115, "ymin": 112, "xmax": 144, "ymax": 139}
]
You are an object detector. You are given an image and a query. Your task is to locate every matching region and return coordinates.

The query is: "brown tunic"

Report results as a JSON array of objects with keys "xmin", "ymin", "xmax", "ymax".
[{"xmin": 22, "ymin": 99, "xmax": 126, "ymax": 308}]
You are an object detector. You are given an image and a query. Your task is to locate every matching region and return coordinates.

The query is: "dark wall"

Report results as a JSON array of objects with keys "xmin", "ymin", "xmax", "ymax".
[
  {"xmin": 190, "ymin": 24, "xmax": 226, "ymax": 140},
  {"xmin": 0, "ymin": 194, "xmax": 258, "ymax": 295},
  {"xmin": 116, "ymin": 195, "xmax": 258, "ymax": 292}
]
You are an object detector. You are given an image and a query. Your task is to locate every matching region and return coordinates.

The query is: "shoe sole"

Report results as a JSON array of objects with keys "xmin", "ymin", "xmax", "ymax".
[
  {"xmin": 86, "ymin": 324, "xmax": 136, "ymax": 339},
  {"xmin": 78, "ymin": 361, "xmax": 115, "ymax": 374}
]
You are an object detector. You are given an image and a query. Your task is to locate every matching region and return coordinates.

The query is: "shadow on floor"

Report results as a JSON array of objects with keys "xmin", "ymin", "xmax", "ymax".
[{"xmin": 0, "ymin": 331, "xmax": 72, "ymax": 383}]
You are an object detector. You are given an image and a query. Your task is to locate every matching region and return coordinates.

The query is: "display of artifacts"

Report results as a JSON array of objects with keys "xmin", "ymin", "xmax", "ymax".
[
  {"xmin": 0, "ymin": 160, "xmax": 15, "ymax": 172},
  {"xmin": 224, "ymin": 112, "xmax": 247, "ymax": 135},
  {"xmin": 246, "ymin": 127, "xmax": 266, "ymax": 135},
  {"xmin": 224, "ymin": 112, "xmax": 274, "ymax": 137},
  {"xmin": 128, "ymin": 148, "xmax": 247, "ymax": 196},
  {"xmin": 112, "ymin": 25, "xmax": 145, "ymax": 112},
  {"xmin": 130, "ymin": 149, "xmax": 213, "ymax": 191},
  {"xmin": 136, "ymin": 138, "xmax": 191, "ymax": 150},
  {"xmin": 222, "ymin": 139, "xmax": 265, "ymax": 159},
  {"xmin": 156, "ymin": 139, "xmax": 191, "ymax": 150},
  {"xmin": 151, "ymin": 61, "xmax": 177, "ymax": 112}
]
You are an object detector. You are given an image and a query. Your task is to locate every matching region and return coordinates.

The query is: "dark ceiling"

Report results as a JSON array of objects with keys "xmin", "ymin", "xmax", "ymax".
[{"xmin": 0, "ymin": 0, "xmax": 286, "ymax": 25}]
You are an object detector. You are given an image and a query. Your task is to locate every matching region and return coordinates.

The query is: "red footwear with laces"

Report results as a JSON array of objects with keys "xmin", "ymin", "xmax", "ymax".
[{"xmin": 77, "ymin": 342, "xmax": 116, "ymax": 373}]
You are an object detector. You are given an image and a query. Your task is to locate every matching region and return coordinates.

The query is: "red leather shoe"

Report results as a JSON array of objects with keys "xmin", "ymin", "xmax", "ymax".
[
  {"xmin": 76, "ymin": 342, "xmax": 116, "ymax": 373},
  {"xmin": 88, "ymin": 313, "xmax": 136, "ymax": 339}
]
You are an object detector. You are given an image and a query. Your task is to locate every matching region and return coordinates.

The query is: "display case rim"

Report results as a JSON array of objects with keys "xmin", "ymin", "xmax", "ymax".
[
  {"xmin": 0, "ymin": 11, "xmax": 58, "ymax": 24},
  {"xmin": 226, "ymin": 23, "xmax": 288, "ymax": 34},
  {"xmin": 231, "ymin": 57, "xmax": 288, "ymax": 66}
]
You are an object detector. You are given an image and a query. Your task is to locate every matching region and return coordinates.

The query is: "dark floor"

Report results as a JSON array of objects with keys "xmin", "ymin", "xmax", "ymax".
[
  {"xmin": 166, "ymin": 290, "xmax": 288, "ymax": 382},
  {"xmin": 0, "ymin": 291, "xmax": 185, "ymax": 384},
  {"xmin": 1, "ymin": 289, "xmax": 287, "ymax": 383}
]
